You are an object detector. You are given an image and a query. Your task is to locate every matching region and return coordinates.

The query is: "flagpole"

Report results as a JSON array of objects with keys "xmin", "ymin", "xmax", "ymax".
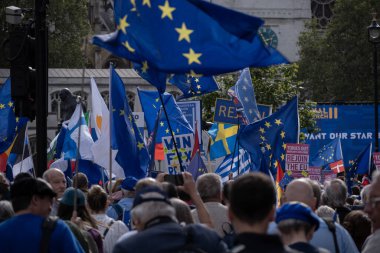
[
  {"xmin": 26, "ymin": 124, "xmax": 36, "ymax": 178},
  {"xmin": 18, "ymin": 122, "xmax": 27, "ymax": 176},
  {"xmin": 108, "ymin": 63, "xmax": 113, "ymax": 192},
  {"xmin": 229, "ymin": 117, "xmax": 240, "ymax": 175},
  {"xmin": 158, "ymin": 91, "xmax": 185, "ymax": 172}
]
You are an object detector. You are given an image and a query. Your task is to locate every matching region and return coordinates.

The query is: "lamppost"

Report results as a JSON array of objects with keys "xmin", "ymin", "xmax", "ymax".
[{"xmin": 368, "ymin": 14, "xmax": 380, "ymax": 152}]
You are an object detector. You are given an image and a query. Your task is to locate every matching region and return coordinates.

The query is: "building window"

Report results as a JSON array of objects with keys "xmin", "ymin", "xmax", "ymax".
[
  {"xmin": 50, "ymin": 91, "xmax": 61, "ymax": 114},
  {"xmin": 311, "ymin": 0, "xmax": 335, "ymax": 29},
  {"xmin": 127, "ymin": 91, "xmax": 135, "ymax": 111}
]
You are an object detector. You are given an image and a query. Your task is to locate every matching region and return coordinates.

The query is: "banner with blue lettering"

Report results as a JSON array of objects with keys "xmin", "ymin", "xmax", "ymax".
[
  {"xmin": 162, "ymin": 133, "xmax": 194, "ymax": 174},
  {"xmin": 177, "ymin": 101, "xmax": 201, "ymax": 143},
  {"xmin": 303, "ymin": 104, "xmax": 379, "ymax": 167}
]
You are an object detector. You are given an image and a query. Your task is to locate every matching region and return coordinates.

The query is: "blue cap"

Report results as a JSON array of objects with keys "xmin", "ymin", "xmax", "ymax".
[
  {"xmin": 133, "ymin": 186, "xmax": 171, "ymax": 208},
  {"xmin": 60, "ymin": 187, "xmax": 86, "ymax": 206},
  {"xmin": 121, "ymin": 176, "xmax": 138, "ymax": 191},
  {"xmin": 276, "ymin": 202, "xmax": 320, "ymax": 231}
]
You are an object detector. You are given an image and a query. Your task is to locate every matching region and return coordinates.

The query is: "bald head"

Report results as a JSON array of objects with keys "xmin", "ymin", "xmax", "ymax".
[
  {"xmin": 284, "ymin": 179, "xmax": 317, "ymax": 210},
  {"xmin": 42, "ymin": 168, "xmax": 66, "ymax": 198}
]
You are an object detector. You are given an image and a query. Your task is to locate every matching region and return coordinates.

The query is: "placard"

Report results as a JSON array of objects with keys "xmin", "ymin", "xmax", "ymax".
[
  {"xmin": 285, "ymin": 143, "xmax": 309, "ymax": 178},
  {"xmin": 162, "ymin": 133, "xmax": 194, "ymax": 174}
]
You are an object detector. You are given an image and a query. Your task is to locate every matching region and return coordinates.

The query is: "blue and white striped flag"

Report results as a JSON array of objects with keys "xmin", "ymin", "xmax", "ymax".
[{"xmin": 215, "ymin": 148, "xmax": 252, "ymax": 183}]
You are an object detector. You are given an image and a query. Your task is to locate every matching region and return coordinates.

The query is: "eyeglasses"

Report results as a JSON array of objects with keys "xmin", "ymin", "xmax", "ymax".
[{"xmin": 365, "ymin": 197, "xmax": 380, "ymax": 208}]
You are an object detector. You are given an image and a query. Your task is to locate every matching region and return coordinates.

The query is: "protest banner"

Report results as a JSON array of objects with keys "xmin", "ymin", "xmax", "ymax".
[
  {"xmin": 177, "ymin": 101, "xmax": 201, "ymax": 143},
  {"xmin": 374, "ymin": 152, "xmax": 380, "ymax": 170},
  {"xmin": 285, "ymin": 144, "xmax": 309, "ymax": 178},
  {"xmin": 308, "ymin": 166, "xmax": 322, "ymax": 182},
  {"xmin": 162, "ymin": 133, "xmax": 194, "ymax": 174}
]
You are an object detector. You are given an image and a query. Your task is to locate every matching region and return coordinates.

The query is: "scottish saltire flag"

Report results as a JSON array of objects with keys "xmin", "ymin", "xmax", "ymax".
[
  {"xmin": 111, "ymin": 67, "xmax": 149, "ymax": 179},
  {"xmin": 310, "ymin": 138, "xmax": 344, "ymax": 173},
  {"xmin": 169, "ymin": 74, "xmax": 219, "ymax": 99},
  {"xmin": 62, "ymin": 104, "xmax": 94, "ymax": 161},
  {"xmin": 92, "ymin": 0, "xmax": 288, "ymax": 78},
  {"xmin": 215, "ymin": 148, "xmax": 252, "ymax": 183},
  {"xmin": 238, "ymin": 97, "xmax": 299, "ymax": 177},
  {"xmin": 229, "ymin": 68, "xmax": 261, "ymax": 124},
  {"xmin": 208, "ymin": 123, "xmax": 238, "ymax": 160},
  {"xmin": 0, "ymin": 78, "xmax": 27, "ymax": 154},
  {"xmin": 187, "ymin": 152, "xmax": 207, "ymax": 181},
  {"xmin": 137, "ymin": 89, "xmax": 193, "ymax": 143}
]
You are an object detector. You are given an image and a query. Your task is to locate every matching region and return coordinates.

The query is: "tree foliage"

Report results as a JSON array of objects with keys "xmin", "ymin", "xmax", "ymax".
[
  {"xmin": 298, "ymin": 0, "xmax": 380, "ymax": 102},
  {"xmin": 201, "ymin": 64, "xmax": 319, "ymax": 139},
  {"xmin": 0, "ymin": 0, "xmax": 90, "ymax": 68}
]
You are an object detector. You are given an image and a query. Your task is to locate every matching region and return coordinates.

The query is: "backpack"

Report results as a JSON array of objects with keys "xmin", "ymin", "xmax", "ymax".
[
  {"xmin": 322, "ymin": 218, "xmax": 340, "ymax": 253},
  {"xmin": 40, "ymin": 216, "xmax": 59, "ymax": 253},
  {"xmin": 221, "ymin": 222, "xmax": 236, "ymax": 249},
  {"xmin": 86, "ymin": 227, "xmax": 104, "ymax": 253},
  {"xmin": 112, "ymin": 203, "xmax": 132, "ymax": 230}
]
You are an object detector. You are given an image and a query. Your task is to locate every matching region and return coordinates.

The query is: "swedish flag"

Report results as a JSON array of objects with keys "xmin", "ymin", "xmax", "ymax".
[{"xmin": 208, "ymin": 123, "xmax": 238, "ymax": 160}]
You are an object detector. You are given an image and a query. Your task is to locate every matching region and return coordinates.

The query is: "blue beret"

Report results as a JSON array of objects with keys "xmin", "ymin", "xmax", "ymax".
[
  {"xmin": 276, "ymin": 202, "xmax": 320, "ymax": 231},
  {"xmin": 121, "ymin": 176, "xmax": 138, "ymax": 191}
]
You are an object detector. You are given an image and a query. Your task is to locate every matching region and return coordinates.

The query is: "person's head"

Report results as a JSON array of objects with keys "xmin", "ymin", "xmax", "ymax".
[
  {"xmin": 228, "ymin": 173, "xmax": 276, "ymax": 233},
  {"xmin": 0, "ymin": 200, "xmax": 14, "ymax": 222},
  {"xmin": 284, "ymin": 179, "xmax": 317, "ymax": 210},
  {"xmin": 196, "ymin": 173, "xmax": 222, "ymax": 202},
  {"xmin": 10, "ymin": 177, "xmax": 56, "ymax": 217},
  {"xmin": 306, "ymin": 178, "xmax": 322, "ymax": 208},
  {"xmin": 131, "ymin": 186, "xmax": 176, "ymax": 231},
  {"xmin": 135, "ymin": 177, "xmax": 159, "ymax": 192},
  {"xmin": 342, "ymin": 210, "xmax": 371, "ymax": 250},
  {"xmin": 43, "ymin": 168, "xmax": 67, "ymax": 198},
  {"xmin": 364, "ymin": 171, "xmax": 380, "ymax": 231},
  {"xmin": 351, "ymin": 185, "xmax": 361, "ymax": 196},
  {"xmin": 361, "ymin": 184, "xmax": 371, "ymax": 205},
  {"xmin": 315, "ymin": 205, "xmax": 339, "ymax": 223},
  {"xmin": 87, "ymin": 185, "xmax": 108, "ymax": 214},
  {"xmin": 57, "ymin": 187, "xmax": 97, "ymax": 229},
  {"xmin": 222, "ymin": 180, "xmax": 233, "ymax": 205},
  {"xmin": 72, "ymin": 173, "xmax": 89, "ymax": 193},
  {"xmin": 170, "ymin": 197, "xmax": 194, "ymax": 225},
  {"xmin": 276, "ymin": 202, "xmax": 320, "ymax": 244},
  {"xmin": 324, "ymin": 179, "xmax": 347, "ymax": 209}
]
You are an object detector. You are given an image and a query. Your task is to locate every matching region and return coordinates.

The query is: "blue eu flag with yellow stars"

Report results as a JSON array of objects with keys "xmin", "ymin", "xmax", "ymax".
[
  {"xmin": 169, "ymin": 74, "xmax": 219, "ymax": 99},
  {"xmin": 187, "ymin": 152, "xmax": 208, "ymax": 181},
  {"xmin": 111, "ymin": 66, "xmax": 149, "ymax": 179},
  {"xmin": 238, "ymin": 97, "xmax": 299, "ymax": 176},
  {"xmin": 0, "ymin": 78, "xmax": 28, "ymax": 154},
  {"xmin": 133, "ymin": 62, "xmax": 168, "ymax": 93},
  {"xmin": 92, "ymin": 0, "xmax": 288, "ymax": 78},
  {"xmin": 229, "ymin": 68, "xmax": 261, "ymax": 124},
  {"xmin": 310, "ymin": 138, "xmax": 343, "ymax": 168},
  {"xmin": 137, "ymin": 89, "xmax": 193, "ymax": 144}
]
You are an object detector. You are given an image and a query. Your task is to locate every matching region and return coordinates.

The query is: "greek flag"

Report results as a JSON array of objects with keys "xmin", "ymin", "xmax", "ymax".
[{"xmin": 215, "ymin": 148, "xmax": 252, "ymax": 183}]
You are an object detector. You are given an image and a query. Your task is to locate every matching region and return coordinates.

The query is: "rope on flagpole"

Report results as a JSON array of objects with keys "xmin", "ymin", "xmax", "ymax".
[{"xmin": 158, "ymin": 91, "xmax": 185, "ymax": 172}]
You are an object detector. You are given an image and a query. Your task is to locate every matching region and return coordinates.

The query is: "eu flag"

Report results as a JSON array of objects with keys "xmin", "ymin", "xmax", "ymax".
[
  {"xmin": 238, "ymin": 97, "xmax": 299, "ymax": 176},
  {"xmin": 186, "ymin": 152, "xmax": 207, "ymax": 181},
  {"xmin": 310, "ymin": 138, "xmax": 344, "ymax": 168},
  {"xmin": 111, "ymin": 67, "xmax": 149, "ymax": 179},
  {"xmin": 133, "ymin": 62, "xmax": 168, "ymax": 93},
  {"xmin": 229, "ymin": 68, "xmax": 261, "ymax": 124},
  {"xmin": 169, "ymin": 74, "xmax": 219, "ymax": 99},
  {"xmin": 92, "ymin": 0, "xmax": 288, "ymax": 77},
  {"xmin": 347, "ymin": 143, "xmax": 372, "ymax": 176},
  {"xmin": 137, "ymin": 89, "xmax": 193, "ymax": 144}
]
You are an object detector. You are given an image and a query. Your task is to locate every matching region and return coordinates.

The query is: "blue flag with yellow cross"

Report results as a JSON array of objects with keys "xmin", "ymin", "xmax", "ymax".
[{"xmin": 208, "ymin": 123, "xmax": 239, "ymax": 160}]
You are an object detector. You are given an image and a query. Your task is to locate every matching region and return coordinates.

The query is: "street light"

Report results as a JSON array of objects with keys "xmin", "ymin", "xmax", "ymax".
[{"xmin": 368, "ymin": 14, "xmax": 380, "ymax": 151}]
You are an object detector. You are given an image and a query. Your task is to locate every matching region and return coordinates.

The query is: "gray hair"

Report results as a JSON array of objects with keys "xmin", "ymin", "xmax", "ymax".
[
  {"xmin": 316, "ymin": 205, "xmax": 339, "ymax": 223},
  {"xmin": 0, "ymin": 200, "xmax": 14, "ymax": 222},
  {"xmin": 196, "ymin": 173, "xmax": 222, "ymax": 202},
  {"xmin": 324, "ymin": 179, "xmax": 347, "ymax": 209},
  {"xmin": 131, "ymin": 192, "xmax": 177, "ymax": 227},
  {"xmin": 277, "ymin": 219, "xmax": 314, "ymax": 236},
  {"xmin": 360, "ymin": 185, "xmax": 371, "ymax": 205},
  {"xmin": 170, "ymin": 198, "xmax": 194, "ymax": 225}
]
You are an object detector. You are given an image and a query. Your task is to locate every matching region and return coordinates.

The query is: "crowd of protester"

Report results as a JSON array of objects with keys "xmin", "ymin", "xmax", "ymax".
[{"xmin": 0, "ymin": 168, "xmax": 379, "ymax": 253}]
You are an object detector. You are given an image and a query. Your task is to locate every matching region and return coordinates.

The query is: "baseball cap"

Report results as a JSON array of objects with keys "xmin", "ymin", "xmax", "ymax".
[
  {"xmin": 60, "ymin": 187, "xmax": 86, "ymax": 206},
  {"xmin": 132, "ymin": 186, "xmax": 171, "ymax": 208},
  {"xmin": 121, "ymin": 176, "xmax": 138, "ymax": 191},
  {"xmin": 276, "ymin": 202, "xmax": 320, "ymax": 231}
]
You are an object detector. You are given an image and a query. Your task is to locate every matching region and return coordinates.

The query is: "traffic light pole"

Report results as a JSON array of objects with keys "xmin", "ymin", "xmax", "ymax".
[{"xmin": 35, "ymin": 0, "xmax": 48, "ymax": 177}]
